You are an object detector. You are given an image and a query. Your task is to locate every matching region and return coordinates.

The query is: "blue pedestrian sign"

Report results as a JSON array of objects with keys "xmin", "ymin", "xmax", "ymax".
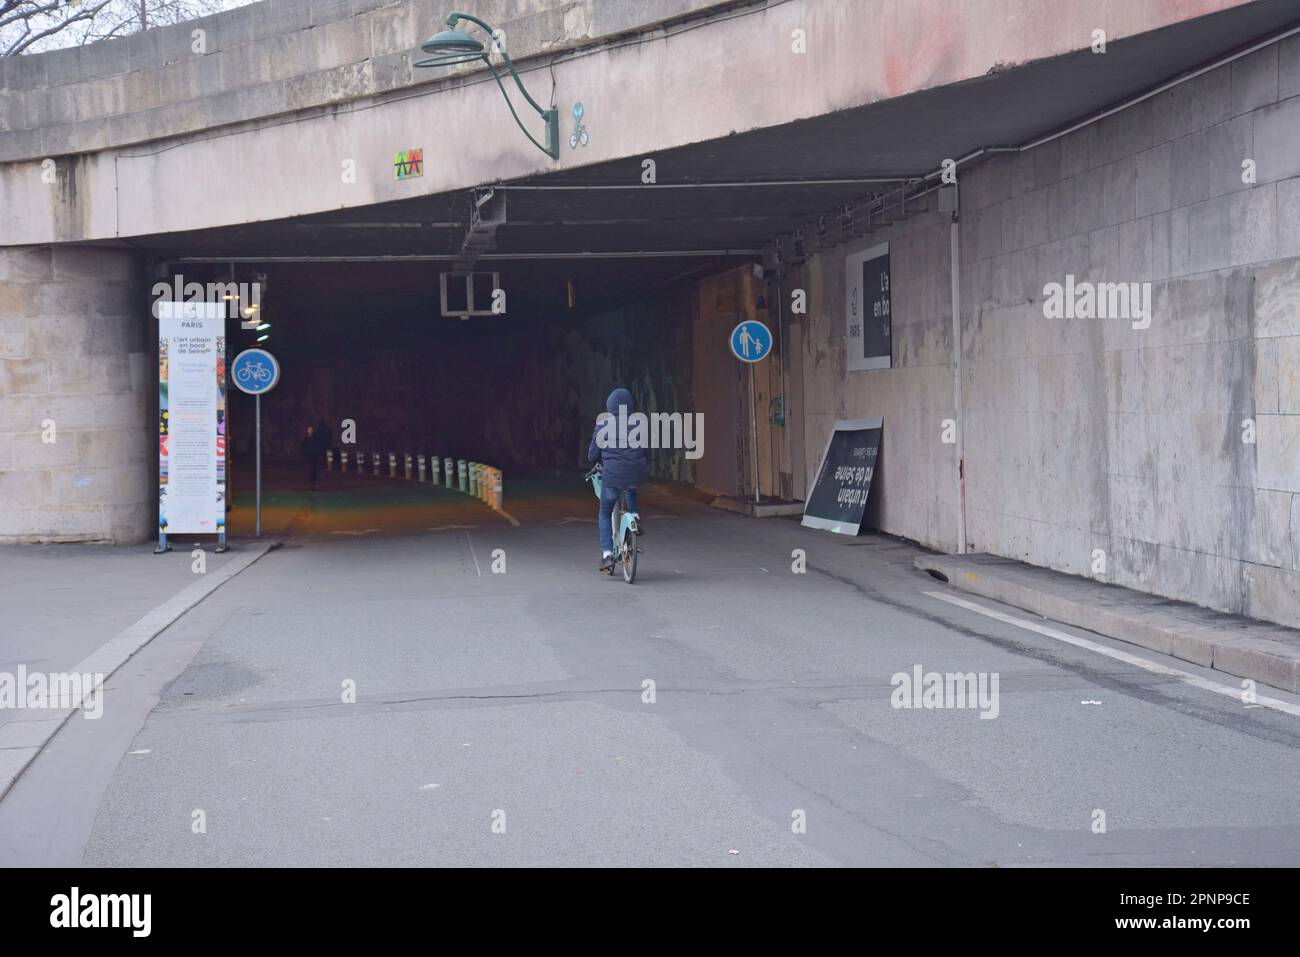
[
  {"xmin": 231, "ymin": 348, "xmax": 280, "ymax": 395},
  {"xmin": 730, "ymin": 320, "xmax": 772, "ymax": 363}
]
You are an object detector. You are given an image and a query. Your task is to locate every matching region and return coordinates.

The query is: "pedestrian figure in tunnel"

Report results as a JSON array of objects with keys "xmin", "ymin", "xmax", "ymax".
[
  {"xmin": 588, "ymin": 387, "xmax": 648, "ymax": 572},
  {"xmin": 316, "ymin": 418, "xmax": 333, "ymax": 466},
  {"xmin": 301, "ymin": 424, "xmax": 321, "ymax": 490}
]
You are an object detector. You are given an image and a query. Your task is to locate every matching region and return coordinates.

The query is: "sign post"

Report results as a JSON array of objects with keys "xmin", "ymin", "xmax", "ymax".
[
  {"xmin": 729, "ymin": 319, "xmax": 773, "ymax": 504},
  {"xmin": 230, "ymin": 348, "xmax": 281, "ymax": 538}
]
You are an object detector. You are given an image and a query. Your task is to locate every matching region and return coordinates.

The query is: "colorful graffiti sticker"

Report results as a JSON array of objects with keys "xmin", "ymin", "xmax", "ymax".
[{"xmin": 395, "ymin": 149, "xmax": 424, "ymax": 180}]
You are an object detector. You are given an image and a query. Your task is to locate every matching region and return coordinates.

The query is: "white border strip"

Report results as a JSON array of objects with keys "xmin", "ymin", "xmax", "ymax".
[{"xmin": 922, "ymin": 590, "xmax": 1300, "ymax": 719}]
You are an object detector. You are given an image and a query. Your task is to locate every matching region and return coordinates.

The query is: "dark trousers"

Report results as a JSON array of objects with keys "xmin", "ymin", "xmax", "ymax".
[{"xmin": 598, "ymin": 484, "xmax": 638, "ymax": 553}]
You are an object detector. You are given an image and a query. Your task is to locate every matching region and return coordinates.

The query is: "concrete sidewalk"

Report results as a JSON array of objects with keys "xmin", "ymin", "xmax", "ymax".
[
  {"xmin": 0, "ymin": 543, "xmax": 243, "ymax": 688},
  {"xmin": 0, "ymin": 542, "xmax": 274, "ymax": 801},
  {"xmin": 913, "ymin": 552, "xmax": 1300, "ymax": 694}
]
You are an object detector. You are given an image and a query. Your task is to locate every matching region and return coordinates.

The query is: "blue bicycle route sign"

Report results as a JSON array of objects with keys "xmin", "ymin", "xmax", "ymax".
[
  {"xmin": 729, "ymin": 320, "xmax": 772, "ymax": 363},
  {"xmin": 231, "ymin": 348, "xmax": 281, "ymax": 395}
]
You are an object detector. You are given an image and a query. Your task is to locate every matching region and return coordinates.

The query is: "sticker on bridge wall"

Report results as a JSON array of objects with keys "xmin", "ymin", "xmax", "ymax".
[{"xmin": 395, "ymin": 149, "xmax": 424, "ymax": 180}]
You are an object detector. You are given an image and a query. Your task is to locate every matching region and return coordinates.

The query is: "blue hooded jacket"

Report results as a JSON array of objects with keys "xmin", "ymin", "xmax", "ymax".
[{"xmin": 587, "ymin": 387, "xmax": 649, "ymax": 489}]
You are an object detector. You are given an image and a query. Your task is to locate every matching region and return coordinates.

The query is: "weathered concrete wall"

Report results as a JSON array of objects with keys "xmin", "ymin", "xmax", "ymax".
[
  {"xmin": 0, "ymin": 0, "xmax": 731, "ymax": 161},
  {"xmin": 0, "ymin": 246, "xmax": 149, "ymax": 543},
  {"xmin": 798, "ymin": 39, "xmax": 1300, "ymax": 628},
  {"xmin": 0, "ymin": 0, "xmax": 1253, "ymax": 246},
  {"xmin": 796, "ymin": 203, "xmax": 958, "ymax": 546}
]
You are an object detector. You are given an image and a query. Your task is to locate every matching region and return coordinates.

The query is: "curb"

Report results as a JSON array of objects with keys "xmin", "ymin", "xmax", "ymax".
[
  {"xmin": 709, "ymin": 496, "xmax": 805, "ymax": 518},
  {"xmin": 492, "ymin": 505, "xmax": 520, "ymax": 527},
  {"xmin": 641, "ymin": 480, "xmax": 714, "ymax": 508},
  {"xmin": 0, "ymin": 542, "xmax": 277, "ymax": 802},
  {"xmin": 914, "ymin": 554, "xmax": 1300, "ymax": 694}
]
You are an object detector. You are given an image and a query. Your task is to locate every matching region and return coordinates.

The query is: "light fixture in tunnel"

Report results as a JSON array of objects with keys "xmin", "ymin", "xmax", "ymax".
[
  {"xmin": 256, "ymin": 334, "xmax": 269, "ymax": 343},
  {"xmin": 256, "ymin": 323, "xmax": 270, "ymax": 332},
  {"xmin": 415, "ymin": 12, "xmax": 559, "ymax": 160}
]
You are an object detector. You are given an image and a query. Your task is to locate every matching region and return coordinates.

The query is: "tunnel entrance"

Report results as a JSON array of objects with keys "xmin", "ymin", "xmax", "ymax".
[
  {"xmin": 132, "ymin": 169, "xmax": 887, "ymax": 540},
  {"xmin": 157, "ymin": 254, "xmax": 732, "ymax": 538}
]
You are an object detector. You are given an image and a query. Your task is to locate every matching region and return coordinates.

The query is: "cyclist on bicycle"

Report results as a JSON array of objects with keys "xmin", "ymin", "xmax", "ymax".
[{"xmin": 587, "ymin": 387, "xmax": 648, "ymax": 572}]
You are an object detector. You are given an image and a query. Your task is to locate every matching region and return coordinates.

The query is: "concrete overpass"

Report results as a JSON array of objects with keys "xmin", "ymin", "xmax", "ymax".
[
  {"xmin": 0, "ymin": 0, "xmax": 1278, "ymax": 242},
  {"xmin": 3, "ymin": 0, "xmax": 1300, "ymax": 634}
]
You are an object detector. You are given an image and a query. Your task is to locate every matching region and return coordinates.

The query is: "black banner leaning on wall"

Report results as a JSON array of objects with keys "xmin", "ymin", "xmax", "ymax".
[{"xmin": 801, "ymin": 417, "xmax": 882, "ymax": 535}]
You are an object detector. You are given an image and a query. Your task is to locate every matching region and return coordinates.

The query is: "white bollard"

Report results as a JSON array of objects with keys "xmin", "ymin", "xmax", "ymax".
[
  {"xmin": 418, "ymin": 454, "xmax": 426, "ymax": 482},
  {"xmin": 457, "ymin": 459, "xmax": 467, "ymax": 493},
  {"xmin": 430, "ymin": 456, "xmax": 440, "ymax": 485},
  {"xmin": 444, "ymin": 458, "xmax": 453, "ymax": 487},
  {"xmin": 388, "ymin": 452, "xmax": 397, "ymax": 478},
  {"xmin": 404, "ymin": 453, "xmax": 413, "ymax": 480},
  {"xmin": 326, "ymin": 450, "xmax": 334, "ymax": 471},
  {"xmin": 372, "ymin": 452, "xmax": 380, "ymax": 476},
  {"xmin": 340, "ymin": 450, "xmax": 349, "ymax": 471},
  {"xmin": 493, "ymin": 469, "xmax": 503, "ymax": 509}
]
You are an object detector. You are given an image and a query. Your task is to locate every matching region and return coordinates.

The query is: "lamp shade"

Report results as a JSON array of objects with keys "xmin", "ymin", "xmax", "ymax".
[{"xmin": 420, "ymin": 29, "xmax": 483, "ymax": 55}]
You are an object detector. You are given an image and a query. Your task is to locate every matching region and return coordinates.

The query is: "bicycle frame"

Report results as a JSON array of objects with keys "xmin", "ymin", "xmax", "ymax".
[{"xmin": 586, "ymin": 465, "xmax": 640, "ymax": 581}]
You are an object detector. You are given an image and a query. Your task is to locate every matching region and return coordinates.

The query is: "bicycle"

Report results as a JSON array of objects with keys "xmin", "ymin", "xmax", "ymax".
[
  {"xmin": 236, "ymin": 362, "xmax": 272, "ymax": 385},
  {"xmin": 585, "ymin": 463, "xmax": 641, "ymax": 583}
]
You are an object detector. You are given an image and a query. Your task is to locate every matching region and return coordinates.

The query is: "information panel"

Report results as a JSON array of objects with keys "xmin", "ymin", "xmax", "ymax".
[
  {"xmin": 801, "ymin": 417, "xmax": 882, "ymax": 535},
  {"xmin": 846, "ymin": 242, "xmax": 891, "ymax": 371},
  {"xmin": 158, "ymin": 302, "xmax": 226, "ymax": 537}
]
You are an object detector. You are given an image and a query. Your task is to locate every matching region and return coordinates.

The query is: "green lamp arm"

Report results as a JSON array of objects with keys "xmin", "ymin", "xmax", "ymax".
[{"xmin": 448, "ymin": 12, "xmax": 559, "ymax": 158}]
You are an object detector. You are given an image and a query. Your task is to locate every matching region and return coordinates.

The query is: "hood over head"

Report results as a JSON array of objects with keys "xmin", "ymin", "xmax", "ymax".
[{"xmin": 605, "ymin": 387, "xmax": 634, "ymax": 415}]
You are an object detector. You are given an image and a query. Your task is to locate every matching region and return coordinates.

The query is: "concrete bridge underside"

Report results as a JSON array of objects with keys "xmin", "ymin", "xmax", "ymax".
[{"xmin": 3, "ymin": 0, "xmax": 1300, "ymax": 638}]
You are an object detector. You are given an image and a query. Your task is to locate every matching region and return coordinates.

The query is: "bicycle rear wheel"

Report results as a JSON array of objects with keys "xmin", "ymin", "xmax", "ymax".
[{"xmin": 621, "ymin": 528, "xmax": 638, "ymax": 583}]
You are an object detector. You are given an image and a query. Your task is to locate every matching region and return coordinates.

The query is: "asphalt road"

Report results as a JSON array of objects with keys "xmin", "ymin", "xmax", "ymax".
[{"xmin": 3, "ymin": 473, "xmax": 1299, "ymax": 867}]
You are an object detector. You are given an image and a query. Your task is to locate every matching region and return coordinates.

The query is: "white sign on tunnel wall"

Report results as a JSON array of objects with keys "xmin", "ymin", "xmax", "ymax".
[{"xmin": 845, "ymin": 242, "xmax": 891, "ymax": 371}]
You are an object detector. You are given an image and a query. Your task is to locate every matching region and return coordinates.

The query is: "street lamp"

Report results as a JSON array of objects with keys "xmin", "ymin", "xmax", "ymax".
[{"xmin": 415, "ymin": 12, "xmax": 559, "ymax": 160}]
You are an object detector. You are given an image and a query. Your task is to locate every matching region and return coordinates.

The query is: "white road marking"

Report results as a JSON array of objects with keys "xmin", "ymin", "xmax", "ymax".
[
  {"xmin": 465, "ymin": 531, "xmax": 481, "ymax": 577},
  {"xmin": 425, "ymin": 525, "xmax": 477, "ymax": 532},
  {"xmin": 922, "ymin": 590, "xmax": 1300, "ymax": 719},
  {"xmin": 330, "ymin": 528, "xmax": 381, "ymax": 536}
]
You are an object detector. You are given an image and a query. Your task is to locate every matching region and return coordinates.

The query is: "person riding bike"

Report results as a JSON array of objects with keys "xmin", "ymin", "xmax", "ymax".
[{"xmin": 587, "ymin": 387, "xmax": 648, "ymax": 572}]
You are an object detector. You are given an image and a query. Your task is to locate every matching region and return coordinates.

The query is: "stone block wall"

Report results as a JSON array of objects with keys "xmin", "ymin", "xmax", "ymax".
[{"xmin": 0, "ymin": 246, "xmax": 149, "ymax": 543}]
